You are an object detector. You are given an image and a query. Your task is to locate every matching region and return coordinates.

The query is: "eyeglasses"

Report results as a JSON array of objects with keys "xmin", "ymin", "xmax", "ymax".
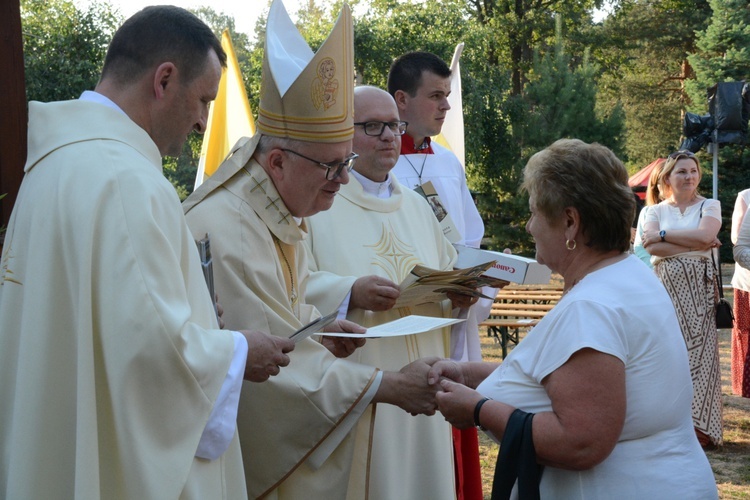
[
  {"xmin": 354, "ymin": 121, "xmax": 408, "ymax": 137},
  {"xmin": 281, "ymin": 149, "xmax": 358, "ymax": 180},
  {"xmin": 668, "ymin": 150, "xmax": 696, "ymax": 160}
]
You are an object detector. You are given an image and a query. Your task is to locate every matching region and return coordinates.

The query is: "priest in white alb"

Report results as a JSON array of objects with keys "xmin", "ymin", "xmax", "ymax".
[
  {"xmin": 305, "ymin": 86, "xmax": 479, "ymax": 499},
  {"xmin": 0, "ymin": 7, "xmax": 297, "ymax": 499}
]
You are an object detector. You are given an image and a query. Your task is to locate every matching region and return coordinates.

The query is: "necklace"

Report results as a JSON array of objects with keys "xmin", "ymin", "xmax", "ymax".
[
  {"xmin": 563, "ymin": 252, "xmax": 626, "ymax": 296},
  {"xmin": 404, "ymin": 154, "xmax": 428, "ymax": 185},
  {"xmin": 274, "ymin": 236, "xmax": 298, "ymax": 306}
]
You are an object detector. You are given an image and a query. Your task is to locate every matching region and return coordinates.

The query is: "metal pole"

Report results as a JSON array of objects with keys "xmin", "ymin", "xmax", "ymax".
[{"xmin": 712, "ymin": 129, "xmax": 719, "ymax": 200}]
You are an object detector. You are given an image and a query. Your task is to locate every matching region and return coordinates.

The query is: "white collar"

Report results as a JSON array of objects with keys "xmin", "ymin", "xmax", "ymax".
[
  {"xmin": 351, "ymin": 170, "xmax": 393, "ymax": 199},
  {"xmin": 79, "ymin": 90, "xmax": 126, "ymax": 116}
]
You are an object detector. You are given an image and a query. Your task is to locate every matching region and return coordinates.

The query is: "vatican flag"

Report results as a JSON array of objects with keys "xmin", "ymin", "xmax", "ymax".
[
  {"xmin": 434, "ymin": 42, "xmax": 465, "ymax": 169},
  {"xmin": 194, "ymin": 30, "xmax": 256, "ymax": 190}
]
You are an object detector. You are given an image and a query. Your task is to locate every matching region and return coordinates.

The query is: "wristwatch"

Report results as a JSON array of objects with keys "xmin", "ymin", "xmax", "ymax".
[{"xmin": 659, "ymin": 230, "xmax": 666, "ymax": 242}]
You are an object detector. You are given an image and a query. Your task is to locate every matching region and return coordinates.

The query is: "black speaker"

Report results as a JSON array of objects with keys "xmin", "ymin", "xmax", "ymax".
[
  {"xmin": 707, "ymin": 81, "xmax": 750, "ymax": 145},
  {"xmin": 680, "ymin": 112, "xmax": 714, "ymax": 152}
]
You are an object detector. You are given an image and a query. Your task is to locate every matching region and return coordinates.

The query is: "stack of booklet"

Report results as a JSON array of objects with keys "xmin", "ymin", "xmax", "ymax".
[{"xmin": 394, "ymin": 261, "xmax": 508, "ymax": 308}]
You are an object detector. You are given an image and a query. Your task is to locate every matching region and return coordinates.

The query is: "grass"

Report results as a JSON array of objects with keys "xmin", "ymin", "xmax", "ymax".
[{"xmin": 476, "ymin": 269, "xmax": 750, "ymax": 499}]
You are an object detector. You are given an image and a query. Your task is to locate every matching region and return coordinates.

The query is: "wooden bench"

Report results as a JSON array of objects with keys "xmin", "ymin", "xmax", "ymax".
[
  {"xmin": 488, "ymin": 308, "xmax": 549, "ymax": 318},
  {"xmin": 481, "ymin": 318, "xmax": 540, "ymax": 357},
  {"xmin": 494, "ymin": 293, "xmax": 563, "ymax": 303},
  {"xmin": 491, "ymin": 302, "xmax": 556, "ymax": 314},
  {"xmin": 481, "ymin": 284, "xmax": 563, "ymax": 358}
]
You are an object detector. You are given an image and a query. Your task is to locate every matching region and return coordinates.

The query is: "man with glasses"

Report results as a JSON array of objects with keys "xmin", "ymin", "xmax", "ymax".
[
  {"xmin": 304, "ymin": 86, "xmax": 474, "ymax": 499},
  {"xmin": 183, "ymin": 3, "xmax": 441, "ymax": 498}
]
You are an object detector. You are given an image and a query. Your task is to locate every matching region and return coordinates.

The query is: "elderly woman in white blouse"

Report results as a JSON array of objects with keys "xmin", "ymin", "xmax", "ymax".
[{"xmin": 427, "ymin": 140, "xmax": 717, "ymax": 498}]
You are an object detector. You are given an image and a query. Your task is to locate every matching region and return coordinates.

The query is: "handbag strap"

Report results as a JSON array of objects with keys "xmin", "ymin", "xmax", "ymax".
[
  {"xmin": 699, "ymin": 200, "xmax": 724, "ymax": 298},
  {"xmin": 491, "ymin": 409, "xmax": 541, "ymax": 500},
  {"xmin": 712, "ymin": 251, "xmax": 725, "ymax": 299}
]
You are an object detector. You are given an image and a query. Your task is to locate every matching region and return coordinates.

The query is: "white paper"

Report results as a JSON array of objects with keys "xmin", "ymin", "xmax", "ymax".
[{"xmin": 318, "ymin": 315, "xmax": 464, "ymax": 338}]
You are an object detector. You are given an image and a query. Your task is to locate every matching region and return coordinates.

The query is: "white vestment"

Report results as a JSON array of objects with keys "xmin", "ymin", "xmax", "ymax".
[
  {"xmin": 393, "ymin": 141, "xmax": 489, "ymax": 361},
  {"xmin": 0, "ymin": 100, "xmax": 245, "ymax": 499},
  {"xmin": 183, "ymin": 137, "xmax": 379, "ymax": 499},
  {"xmin": 305, "ymin": 175, "xmax": 457, "ymax": 499}
]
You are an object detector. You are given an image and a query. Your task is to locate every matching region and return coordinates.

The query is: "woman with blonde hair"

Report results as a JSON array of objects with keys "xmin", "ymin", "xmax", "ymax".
[{"xmin": 642, "ymin": 150, "xmax": 723, "ymax": 448}]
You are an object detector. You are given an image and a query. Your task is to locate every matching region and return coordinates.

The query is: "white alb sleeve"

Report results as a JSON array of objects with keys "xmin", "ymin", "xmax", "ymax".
[{"xmin": 195, "ymin": 330, "xmax": 248, "ymax": 460}]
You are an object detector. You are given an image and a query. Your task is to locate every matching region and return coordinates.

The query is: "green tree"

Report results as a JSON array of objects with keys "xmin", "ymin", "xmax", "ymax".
[
  {"xmin": 686, "ymin": 0, "xmax": 750, "ymax": 108},
  {"xmin": 464, "ymin": 0, "xmax": 603, "ymax": 96},
  {"xmin": 22, "ymin": 0, "xmax": 121, "ymax": 102},
  {"xmin": 523, "ymin": 21, "xmax": 624, "ymax": 152},
  {"xmin": 166, "ymin": 7, "xmax": 258, "ymax": 199},
  {"xmin": 353, "ymin": 0, "xmax": 469, "ymax": 88},
  {"xmin": 593, "ymin": 0, "xmax": 711, "ymax": 169},
  {"xmin": 478, "ymin": 18, "xmax": 624, "ymax": 253}
]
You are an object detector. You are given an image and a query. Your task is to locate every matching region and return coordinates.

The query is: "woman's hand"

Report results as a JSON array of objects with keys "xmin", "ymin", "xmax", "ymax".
[
  {"xmin": 435, "ymin": 378, "xmax": 484, "ymax": 429},
  {"xmin": 641, "ymin": 229, "xmax": 660, "ymax": 248}
]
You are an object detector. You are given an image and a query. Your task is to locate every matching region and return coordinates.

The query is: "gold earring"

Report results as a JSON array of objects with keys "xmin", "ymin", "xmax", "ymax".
[{"xmin": 566, "ymin": 239, "xmax": 577, "ymax": 250}]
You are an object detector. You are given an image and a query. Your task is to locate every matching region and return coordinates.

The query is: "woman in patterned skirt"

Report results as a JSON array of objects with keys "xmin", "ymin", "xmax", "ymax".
[{"xmin": 642, "ymin": 150, "xmax": 723, "ymax": 448}]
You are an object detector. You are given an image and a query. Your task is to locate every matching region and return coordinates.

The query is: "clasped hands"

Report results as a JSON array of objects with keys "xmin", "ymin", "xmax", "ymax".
[{"xmin": 388, "ymin": 357, "xmax": 484, "ymax": 427}]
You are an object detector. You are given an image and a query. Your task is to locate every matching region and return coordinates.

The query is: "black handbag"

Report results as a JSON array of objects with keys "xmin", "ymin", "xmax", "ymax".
[
  {"xmin": 491, "ymin": 409, "xmax": 542, "ymax": 500},
  {"xmin": 712, "ymin": 252, "xmax": 734, "ymax": 329}
]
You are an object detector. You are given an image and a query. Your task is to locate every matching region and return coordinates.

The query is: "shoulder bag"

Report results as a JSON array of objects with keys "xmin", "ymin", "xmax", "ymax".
[{"xmin": 712, "ymin": 251, "xmax": 734, "ymax": 329}]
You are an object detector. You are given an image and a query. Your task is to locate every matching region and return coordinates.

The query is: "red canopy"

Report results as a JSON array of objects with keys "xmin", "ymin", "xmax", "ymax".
[{"xmin": 629, "ymin": 158, "xmax": 665, "ymax": 200}]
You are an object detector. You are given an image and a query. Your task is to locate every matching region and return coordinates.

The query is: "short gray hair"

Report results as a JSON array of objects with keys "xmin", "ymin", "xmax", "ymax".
[{"xmin": 522, "ymin": 139, "xmax": 634, "ymax": 253}]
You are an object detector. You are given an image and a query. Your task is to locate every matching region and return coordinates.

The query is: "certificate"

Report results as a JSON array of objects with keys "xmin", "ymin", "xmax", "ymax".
[{"xmin": 318, "ymin": 315, "xmax": 464, "ymax": 339}]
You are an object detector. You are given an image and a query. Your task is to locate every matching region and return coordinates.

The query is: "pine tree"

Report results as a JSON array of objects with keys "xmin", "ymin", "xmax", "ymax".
[
  {"xmin": 687, "ymin": 0, "xmax": 750, "ymax": 103},
  {"xmin": 476, "ymin": 17, "xmax": 624, "ymax": 253}
]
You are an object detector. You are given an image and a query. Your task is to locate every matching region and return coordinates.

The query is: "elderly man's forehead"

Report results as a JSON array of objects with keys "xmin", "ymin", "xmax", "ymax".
[{"xmin": 291, "ymin": 138, "xmax": 352, "ymax": 156}]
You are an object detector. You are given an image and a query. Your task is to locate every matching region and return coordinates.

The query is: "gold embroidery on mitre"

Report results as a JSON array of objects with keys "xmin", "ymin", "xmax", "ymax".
[
  {"xmin": 256, "ymin": 0, "xmax": 353, "ymax": 142},
  {"xmin": 365, "ymin": 222, "xmax": 421, "ymax": 283},
  {"xmin": 311, "ymin": 58, "xmax": 339, "ymax": 110}
]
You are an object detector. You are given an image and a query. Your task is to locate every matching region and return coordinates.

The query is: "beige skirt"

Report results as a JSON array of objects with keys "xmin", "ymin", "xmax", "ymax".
[{"xmin": 655, "ymin": 255, "xmax": 723, "ymax": 446}]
